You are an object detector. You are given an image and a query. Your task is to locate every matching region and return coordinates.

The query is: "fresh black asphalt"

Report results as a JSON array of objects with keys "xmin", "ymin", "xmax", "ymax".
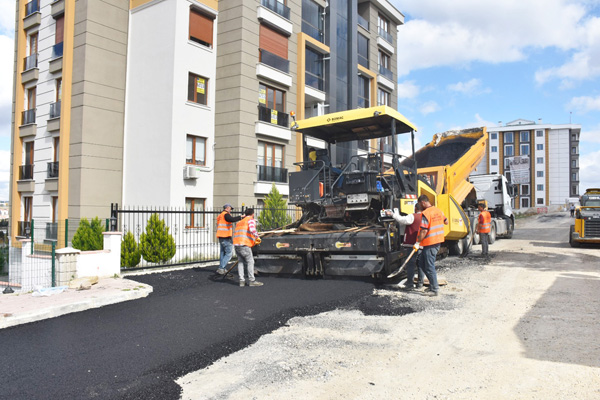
[{"xmin": 0, "ymin": 267, "xmax": 413, "ymax": 399}]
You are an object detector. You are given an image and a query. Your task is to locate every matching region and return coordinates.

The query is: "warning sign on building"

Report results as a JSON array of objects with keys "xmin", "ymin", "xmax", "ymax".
[{"xmin": 507, "ymin": 156, "xmax": 530, "ymax": 184}]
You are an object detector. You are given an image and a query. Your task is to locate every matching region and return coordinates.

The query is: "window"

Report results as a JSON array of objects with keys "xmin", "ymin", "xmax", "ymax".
[
  {"xmin": 358, "ymin": 33, "xmax": 369, "ymax": 68},
  {"xmin": 56, "ymin": 78, "xmax": 62, "ymax": 102},
  {"xmin": 520, "ymin": 131, "xmax": 530, "ymax": 142},
  {"xmin": 571, "ymin": 134, "xmax": 577, "ymax": 141},
  {"xmin": 55, "ymin": 15, "xmax": 64, "ymax": 44},
  {"xmin": 537, "ymin": 198, "xmax": 544, "ymax": 205},
  {"xmin": 259, "ymin": 24, "xmax": 288, "ymax": 61},
  {"xmin": 27, "ymin": 87, "xmax": 36, "ymax": 110},
  {"xmin": 520, "ymin": 144, "xmax": 529, "ymax": 155},
  {"xmin": 377, "ymin": 88, "xmax": 390, "ymax": 106},
  {"xmin": 505, "ymin": 172, "xmax": 511, "ymax": 182},
  {"xmin": 186, "ymin": 135, "xmax": 206, "ymax": 166},
  {"xmin": 302, "ymin": 0, "xmax": 324, "ymax": 42},
  {"xmin": 536, "ymin": 144, "xmax": 543, "ymax": 151},
  {"xmin": 521, "ymin": 184, "xmax": 529, "ymax": 195},
  {"xmin": 189, "ymin": 8, "xmax": 214, "ymax": 48},
  {"xmin": 358, "ymin": 75, "xmax": 370, "ymax": 108},
  {"xmin": 504, "ymin": 158, "xmax": 511, "ymax": 169},
  {"xmin": 491, "ymin": 133, "xmax": 497, "ymax": 140},
  {"xmin": 537, "ymin": 184, "xmax": 544, "ymax": 191},
  {"xmin": 521, "ymin": 197, "xmax": 530, "ymax": 208},
  {"xmin": 504, "ymin": 145, "xmax": 514, "ymax": 157},
  {"xmin": 51, "ymin": 196, "xmax": 58, "ymax": 223},
  {"xmin": 258, "ymin": 83, "xmax": 285, "ymax": 112},
  {"xmin": 23, "ymin": 196, "xmax": 32, "ymax": 222},
  {"xmin": 378, "ymin": 14, "xmax": 389, "ymax": 34},
  {"xmin": 491, "ymin": 159, "xmax": 498, "ymax": 166},
  {"xmin": 378, "ymin": 50, "xmax": 390, "ymax": 69},
  {"xmin": 537, "ymin": 157, "xmax": 543, "ymax": 164},
  {"xmin": 572, "ymin": 147, "xmax": 577, "ymax": 154},
  {"xmin": 187, "ymin": 73, "xmax": 207, "ymax": 105},
  {"xmin": 572, "ymin": 185, "xmax": 578, "ymax": 196},
  {"xmin": 25, "ymin": 141, "xmax": 34, "ymax": 165},
  {"xmin": 572, "ymin": 173, "xmax": 578, "ymax": 181},
  {"xmin": 258, "ymin": 141, "xmax": 284, "ymax": 168},
  {"xmin": 53, "ymin": 137, "xmax": 59, "ymax": 162},
  {"xmin": 491, "ymin": 146, "xmax": 497, "ymax": 153},
  {"xmin": 571, "ymin": 159, "xmax": 577, "ymax": 168},
  {"xmin": 537, "ymin": 171, "xmax": 543, "ymax": 178},
  {"xmin": 185, "ymin": 197, "xmax": 205, "ymax": 228},
  {"xmin": 29, "ymin": 32, "xmax": 38, "ymax": 56},
  {"xmin": 305, "ymin": 47, "xmax": 324, "ymax": 91},
  {"xmin": 504, "ymin": 132, "xmax": 514, "ymax": 143},
  {"xmin": 536, "ymin": 130, "xmax": 543, "ymax": 137}
]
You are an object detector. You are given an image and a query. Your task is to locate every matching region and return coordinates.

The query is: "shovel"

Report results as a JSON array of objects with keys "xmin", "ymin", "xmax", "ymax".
[
  {"xmin": 387, "ymin": 248, "xmax": 417, "ymax": 279},
  {"xmin": 222, "ymin": 260, "xmax": 239, "ymax": 280}
]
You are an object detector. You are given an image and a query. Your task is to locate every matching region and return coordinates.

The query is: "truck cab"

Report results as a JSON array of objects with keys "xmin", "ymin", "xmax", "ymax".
[{"xmin": 570, "ymin": 188, "xmax": 600, "ymax": 247}]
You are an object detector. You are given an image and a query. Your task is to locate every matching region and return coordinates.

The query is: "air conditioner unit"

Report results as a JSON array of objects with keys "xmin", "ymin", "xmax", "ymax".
[{"xmin": 183, "ymin": 165, "xmax": 199, "ymax": 179}]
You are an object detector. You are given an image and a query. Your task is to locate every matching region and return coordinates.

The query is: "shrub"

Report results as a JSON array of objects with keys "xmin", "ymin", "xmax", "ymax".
[
  {"xmin": 139, "ymin": 213, "xmax": 176, "ymax": 263},
  {"xmin": 72, "ymin": 217, "xmax": 104, "ymax": 251},
  {"xmin": 121, "ymin": 231, "xmax": 141, "ymax": 268},
  {"xmin": 258, "ymin": 183, "xmax": 292, "ymax": 231}
]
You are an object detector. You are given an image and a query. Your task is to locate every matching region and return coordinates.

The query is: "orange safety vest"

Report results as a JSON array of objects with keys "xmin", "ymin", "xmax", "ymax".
[
  {"xmin": 478, "ymin": 210, "xmax": 492, "ymax": 234},
  {"xmin": 216, "ymin": 211, "xmax": 233, "ymax": 238},
  {"xmin": 233, "ymin": 216, "xmax": 256, "ymax": 247},
  {"xmin": 420, "ymin": 206, "xmax": 446, "ymax": 247}
]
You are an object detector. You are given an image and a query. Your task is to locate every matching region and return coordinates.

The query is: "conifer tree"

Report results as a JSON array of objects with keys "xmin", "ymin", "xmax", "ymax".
[
  {"xmin": 121, "ymin": 231, "xmax": 141, "ymax": 268},
  {"xmin": 139, "ymin": 213, "xmax": 176, "ymax": 263},
  {"xmin": 72, "ymin": 217, "xmax": 104, "ymax": 251},
  {"xmin": 258, "ymin": 184, "xmax": 292, "ymax": 230}
]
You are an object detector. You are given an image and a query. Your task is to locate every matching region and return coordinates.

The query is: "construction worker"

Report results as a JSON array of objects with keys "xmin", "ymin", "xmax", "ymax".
[
  {"xmin": 215, "ymin": 203, "xmax": 242, "ymax": 275},
  {"xmin": 233, "ymin": 208, "xmax": 263, "ymax": 287},
  {"xmin": 476, "ymin": 202, "xmax": 492, "ymax": 257},
  {"xmin": 415, "ymin": 194, "xmax": 448, "ymax": 297},
  {"xmin": 386, "ymin": 203, "xmax": 425, "ymax": 290}
]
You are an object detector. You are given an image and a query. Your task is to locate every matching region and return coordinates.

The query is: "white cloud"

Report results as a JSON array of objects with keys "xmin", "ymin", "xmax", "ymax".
[
  {"xmin": 579, "ymin": 149, "xmax": 600, "ymax": 192},
  {"xmin": 397, "ymin": 80, "xmax": 420, "ymax": 99},
  {"xmin": 567, "ymin": 95, "xmax": 600, "ymax": 114},
  {"xmin": 579, "ymin": 124, "xmax": 600, "ymax": 143},
  {"xmin": 392, "ymin": 0, "xmax": 589, "ymax": 76},
  {"xmin": 447, "ymin": 78, "xmax": 490, "ymax": 95},
  {"xmin": 420, "ymin": 100, "xmax": 439, "ymax": 115},
  {"xmin": 0, "ymin": 1, "xmax": 15, "ymax": 37},
  {"xmin": 0, "ymin": 149, "xmax": 9, "ymax": 201}
]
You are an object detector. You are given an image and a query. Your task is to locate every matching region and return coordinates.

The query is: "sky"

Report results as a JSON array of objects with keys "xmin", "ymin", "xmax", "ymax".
[{"xmin": 0, "ymin": 0, "xmax": 599, "ymax": 201}]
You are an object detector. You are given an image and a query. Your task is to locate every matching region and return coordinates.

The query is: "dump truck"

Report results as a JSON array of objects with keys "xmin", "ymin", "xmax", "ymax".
[
  {"xmin": 570, "ymin": 188, "xmax": 600, "ymax": 247},
  {"xmin": 254, "ymin": 106, "xmax": 474, "ymax": 279}
]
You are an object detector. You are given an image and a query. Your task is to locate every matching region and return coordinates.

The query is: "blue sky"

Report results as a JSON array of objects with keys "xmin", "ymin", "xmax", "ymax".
[{"xmin": 1, "ymin": 0, "xmax": 599, "ymax": 201}]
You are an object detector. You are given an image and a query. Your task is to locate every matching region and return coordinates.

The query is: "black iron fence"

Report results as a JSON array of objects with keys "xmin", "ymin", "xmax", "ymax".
[
  {"xmin": 258, "ymin": 105, "xmax": 289, "ymax": 128},
  {"xmin": 259, "ymin": 48, "xmax": 289, "ymax": 73}
]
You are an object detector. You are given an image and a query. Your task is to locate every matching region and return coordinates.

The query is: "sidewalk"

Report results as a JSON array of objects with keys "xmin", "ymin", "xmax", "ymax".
[{"xmin": 0, "ymin": 277, "xmax": 153, "ymax": 330}]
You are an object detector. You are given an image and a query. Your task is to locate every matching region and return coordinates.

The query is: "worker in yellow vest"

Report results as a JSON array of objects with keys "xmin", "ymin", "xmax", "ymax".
[
  {"xmin": 233, "ymin": 208, "xmax": 263, "ymax": 287},
  {"xmin": 476, "ymin": 202, "xmax": 492, "ymax": 257},
  {"xmin": 415, "ymin": 195, "xmax": 448, "ymax": 297},
  {"xmin": 215, "ymin": 203, "xmax": 242, "ymax": 275}
]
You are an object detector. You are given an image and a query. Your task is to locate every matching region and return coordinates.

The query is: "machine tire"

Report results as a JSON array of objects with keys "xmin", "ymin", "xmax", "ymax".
[
  {"xmin": 471, "ymin": 216, "xmax": 480, "ymax": 245},
  {"xmin": 569, "ymin": 225, "xmax": 580, "ymax": 248},
  {"xmin": 489, "ymin": 223, "xmax": 497, "ymax": 244},
  {"xmin": 504, "ymin": 217, "xmax": 514, "ymax": 239},
  {"xmin": 449, "ymin": 240, "xmax": 463, "ymax": 256}
]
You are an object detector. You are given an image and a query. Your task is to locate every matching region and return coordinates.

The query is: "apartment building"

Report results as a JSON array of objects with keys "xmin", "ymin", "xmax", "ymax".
[
  {"xmin": 474, "ymin": 119, "xmax": 581, "ymax": 209},
  {"xmin": 10, "ymin": 0, "xmax": 403, "ymax": 240},
  {"xmin": 9, "ymin": 0, "xmax": 128, "ymax": 240}
]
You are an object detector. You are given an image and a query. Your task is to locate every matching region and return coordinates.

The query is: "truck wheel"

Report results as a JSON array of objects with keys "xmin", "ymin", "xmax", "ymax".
[
  {"xmin": 488, "ymin": 223, "xmax": 497, "ymax": 244},
  {"xmin": 569, "ymin": 225, "xmax": 580, "ymax": 248},
  {"xmin": 449, "ymin": 240, "xmax": 463, "ymax": 256},
  {"xmin": 504, "ymin": 217, "xmax": 514, "ymax": 239},
  {"xmin": 471, "ymin": 216, "xmax": 480, "ymax": 245}
]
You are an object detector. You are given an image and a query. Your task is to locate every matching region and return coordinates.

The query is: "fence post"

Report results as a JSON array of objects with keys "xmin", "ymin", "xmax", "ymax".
[
  {"xmin": 31, "ymin": 219, "xmax": 34, "ymax": 254},
  {"xmin": 105, "ymin": 218, "xmax": 109, "ymax": 231},
  {"xmin": 65, "ymin": 219, "xmax": 69, "ymax": 247},
  {"xmin": 51, "ymin": 241, "xmax": 56, "ymax": 287}
]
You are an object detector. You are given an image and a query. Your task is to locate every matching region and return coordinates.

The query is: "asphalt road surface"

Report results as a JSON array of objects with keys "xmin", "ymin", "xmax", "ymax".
[{"xmin": 0, "ymin": 268, "xmax": 411, "ymax": 399}]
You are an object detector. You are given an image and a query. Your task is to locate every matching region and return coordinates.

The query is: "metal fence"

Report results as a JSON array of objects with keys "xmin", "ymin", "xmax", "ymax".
[{"xmin": 113, "ymin": 204, "xmax": 301, "ymax": 271}]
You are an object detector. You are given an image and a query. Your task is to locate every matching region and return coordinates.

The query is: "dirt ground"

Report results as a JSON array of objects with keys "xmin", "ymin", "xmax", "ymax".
[{"xmin": 177, "ymin": 212, "xmax": 600, "ymax": 400}]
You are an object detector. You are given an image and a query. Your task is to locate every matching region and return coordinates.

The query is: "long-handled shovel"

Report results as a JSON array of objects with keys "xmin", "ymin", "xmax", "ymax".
[
  {"xmin": 387, "ymin": 248, "xmax": 416, "ymax": 279},
  {"xmin": 222, "ymin": 260, "xmax": 239, "ymax": 280}
]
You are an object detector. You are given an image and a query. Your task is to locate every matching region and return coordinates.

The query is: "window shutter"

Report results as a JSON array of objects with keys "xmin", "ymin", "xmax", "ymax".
[
  {"xmin": 259, "ymin": 24, "xmax": 288, "ymax": 59},
  {"xmin": 189, "ymin": 9, "xmax": 213, "ymax": 47},
  {"xmin": 55, "ymin": 16, "xmax": 64, "ymax": 44}
]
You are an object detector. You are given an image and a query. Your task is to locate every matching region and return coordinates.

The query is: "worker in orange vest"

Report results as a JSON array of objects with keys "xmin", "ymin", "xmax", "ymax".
[
  {"xmin": 415, "ymin": 194, "xmax": 448, "ymax": 297},
  {"xmin": 233, "ymin": 208, "xmax": 263, "ymax": 287},
  {"xmin": 215, "ymin": 203, "xmax": 243, "ymax": 275},
  {"xmin": 476, "ymin": 202, "xmax": 492, "ymax": 257}
]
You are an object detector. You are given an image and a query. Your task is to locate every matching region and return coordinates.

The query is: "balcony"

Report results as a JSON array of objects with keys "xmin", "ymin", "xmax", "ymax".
[
  {"xmin": 302, "ymin": 20, "xmax": 324, "ymax": 43},
  {"xmin": 18, "ymin": 221, "xmax": 32, "ymax": 237},
  {"xmin": 257, "ymin": 165, "xmax": 288, "ymax": 183},
  {"xmin": 260, "ymin": 0, "xmax": 290, "ymax": 20},
  {"xmin": 52, "ymin": 42, "xmax": 64, "ymax": 59},
  {"xmin": 358, "ymin": 53, "xmax": 369, "ymax": 69},
  {"xmin": 24, "ymin": 53, "xmax": 38, "ymax": 70},
  {"xmin": 22, "ymin": 54, "xmax": 39, "ymax": 83},
  {"xmin": 25, "ymin": 0, "xmax": 40, "ymax": 16},
  {"xmin": 259, "ymin": 48, "xmax": 289, "ymax": 74},
  {"xmin": 379, "ymin": 65, "xmax": 393, "ymax": 81},
  {"xmin": 358, "ymin": 15, "xmax": 369, "ymax": 30},
  {"xmin": 49, "ymin": 101, "xmax": 61, "ymax": 119},
  {"xmin": 23, "ymin": 0, "xmax": 41, "ymax": 30},
  {"xmin": 258, "ymin": 105, "xmax": 288, "ymax": 128},
  {"xmin": 305, "ymin": 71, "xmax": 324, "ymax": 91},
  {"xmin": 47, "ymin": 161, "xmax": 59, "ymax": 178},
  {"xmin": 378, "ymin": 27, "xmax": 393, "ymax": 44},
  {"xmin": 22, "ymin": 109, "xmax": 36, "ymax": 125},
  {"xmin": 19, "ymin": 164, "xmax": 34, "ymax": 180}
]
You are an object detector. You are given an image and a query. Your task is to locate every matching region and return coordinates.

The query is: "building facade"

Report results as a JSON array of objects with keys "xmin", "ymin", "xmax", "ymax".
[{"xmin": 474, "ymin": 119, "xmax": 581, "ymax": 209}]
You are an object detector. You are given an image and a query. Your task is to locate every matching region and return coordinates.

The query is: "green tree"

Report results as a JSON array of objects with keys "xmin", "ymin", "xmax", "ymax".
[
  {"xmin": 139, "ymin": 213, "xmax": 176, "ymax": 263},
  {"xmin": 258, "ymin": 183, "xmax": 292, "ymax": 231},
  {"xmin": 121, "ymin": 231, "xmax": 141, "ymax": 268},
  {"xmin": 72, "ymin": 217, "xmax": 104, "ymax": 251}
]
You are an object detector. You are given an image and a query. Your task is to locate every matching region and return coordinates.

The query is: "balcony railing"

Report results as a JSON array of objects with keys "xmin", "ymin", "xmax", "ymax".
[
  {"xmin": 18, "ymin": 221, "xmax": 32, "ymax": 237},
  {"xmin": 257, "ymin": 165, "xmax": 288, "ymax": 183},
  {"xmin": 378, "ymin": 27, "xmax": 393, "ymax": 44},
  {"xmin": 259, "ymin": 48, "xmax": 289, "ymax": 74},
  {"xmin": 302, "ymin": 20, "xmax": 324, "ymax": 43},
  {"xmin": 46, "ymin": 222, "xmax": 58, "ymax": 241},
  {"xmin": 49, "ymin": 101, "xmax": 61, "ymax": 119},
  {"xmin": 261, "ymin": 0, "xmax": 290, "ymax": 19},
  {"xmin": 358, "ymin": 15, "xmax": 369, "ymax": 30},
  {"xmin": 358, "ymin": 54, "xmax": 368, "ymax": 68},
  {"xmin": 25, "ymin": 0, "xmax": 40, "ymax": 17},
  {"xmin": 305, "ymin": 71, "xmax": 324, "ymax": 91},
  {"xmin": 47, "ymin": 161, "xmax": 59, "ymax": 178},
  {"xmin": 379, "ymin": 65, "xmax": 393, "ymax": 81},
  {"xmin": 24, "ymin": 53, "xmax": 38, "ymax": 70},
  {"xmin": 19, "ymin": 164, "xmax": 34, "ymax": 180},
  {"xmin": 52, "ymin": 42, "xmax": 64, "ymax": 59},
  {"xmin": 258, "ymin": 105, "xmax": 289, "ymax": 128},
  {"xmin": 22, "ymin": 109, "xmax": 36, "ymax": 125}
]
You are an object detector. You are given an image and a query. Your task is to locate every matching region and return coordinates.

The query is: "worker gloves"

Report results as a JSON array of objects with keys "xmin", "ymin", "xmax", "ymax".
[{"xmin": 413, "ymin": 242, "xmax": 420, "ymax": 251}]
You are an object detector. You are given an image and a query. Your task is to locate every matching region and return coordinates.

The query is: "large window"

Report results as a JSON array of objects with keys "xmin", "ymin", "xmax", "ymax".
[
  {"xmin": 185, "ymin": 198, "xmax": 205, "ymax": 228},
  {"xmin": 301, "ymin": 0, "xmax": 324, "ymax": 42},
  {"xmin": 358, "ymin": 75, "xmax": 370, "ymax": 108},
  {"xmin": 55, "ymin": 15, "xmax": 64, "ymax": 44},
  {"xmin": 187, "ymin": 73, "xmax": 208, "ymax": 105},
  {"xmin": 259, "ymin": 24, "xmax": 288, "ymax": 73},
  {"xmin": 521, "ymin": 197, "xmax": 530, "ymax": 208},
  {"xmin": 521, "ymin": 184, "xmax": 530, "ymax": 195},
  {"xmin": 378, "ymin": 13, "xmax": 392, "ymax": 43},
  {"xmin": 258, "ymin": 141, "xmax": 284, "ymax": 168},
  {"xmin": 377, "ymin": 88, "xmax": 390, "ymax": 106},
  {"xmin": 305, "ymin": 47, "xmax": 324, "ymax": 91},
  {"xmin": 357, "ymin": 33, "xmax": 369, "ymax": 68},
  {"xmin": 520, "ymin": 144, "xmax": 530, "ymax": 155},
  {"xmin": 378, "ymin": 50, "xmax": 390, "ymax": 69},
  {"xmin": 504, "ymin": 132, "xmax": 514, "ymax": 143},
  {"xmin": 258, "ymin": 83, "xmax": 285, "ymax": 112},
  {"xmin": 189, "ymin": 8, "xmax": 214, "ymax": 48},
  {"xmin": 504, "ymin": 145, "xmax": 514, "ymax": 157},
  {"xmin": 186, "ymin": 135, "xmax": 206, "ymax": 166},
  {"xmin": 520, "ymin": 131, "xmax": 530, "ymax": 142},
  {"xmin": 23, "ymin": 196, "xmax": 32, "ymax": 222}
]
